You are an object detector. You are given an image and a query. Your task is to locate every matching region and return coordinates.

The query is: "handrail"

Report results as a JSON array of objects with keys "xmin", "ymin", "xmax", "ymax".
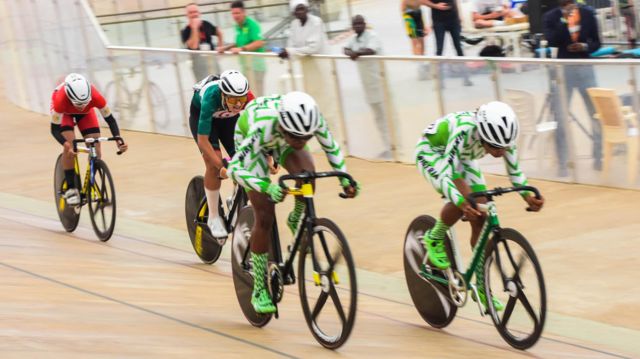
[
  {"xmin": 98, "ymin": 3, "xmax": 289, "ymax": 26},
  {"xmin": 80, "ymin": 0, "xmax": 110, "ymax": 48},
  {"xmin": 94, "ymin": 0, "xmax": 287, "ymax": 18},
  {"xmin": 105, "ymin": 44, "xmax": 640, "ymax": 65}
]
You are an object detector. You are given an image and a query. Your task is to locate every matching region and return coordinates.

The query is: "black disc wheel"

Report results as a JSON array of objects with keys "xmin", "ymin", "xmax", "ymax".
[
  {"xmin": 185, "ymin": 176, "xmax": 223, "ymax": 264},
  {"xmin": 484, "ymin": 228, "xmax": 546, "ymax": 350},
  {"xmin": 298, "ymin": 218, "xmax": 357, "ymax": 349},
  {"xmin": 403, "ymin": 215, "xmax": 458, "ymax": 328},
  {"xmin": 53, "ymin": 154, "xmax": 81, "ymax": 233},
  {"xmin": 231, "ymin": 206, "xmax": 272, "ymax": 327},
  {"xmin": 87, "ymin": 159, "xmax": 116, "ymax": 241}
]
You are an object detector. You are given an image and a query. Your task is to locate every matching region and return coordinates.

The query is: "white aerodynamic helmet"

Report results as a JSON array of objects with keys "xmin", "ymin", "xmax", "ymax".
[
  {"xmin": 476, "ymin": 101, "xmax": 519, "ymax": 148},
  {"xmin": 278, "ymin": 91, "xmax": 321, "ymax": 137},
  {"xmin": 219, "ymin": 70, "xmax": 249, "ymax": 96},
  {"xmin": 64, "ymin": 73, "xmax": 91, "ymax": 108}
]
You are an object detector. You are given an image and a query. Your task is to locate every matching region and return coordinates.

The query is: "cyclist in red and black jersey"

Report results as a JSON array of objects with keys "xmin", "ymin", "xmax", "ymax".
[{"xmin": 50, "ymin": 73, "xmax": 128, "ymax": 205}]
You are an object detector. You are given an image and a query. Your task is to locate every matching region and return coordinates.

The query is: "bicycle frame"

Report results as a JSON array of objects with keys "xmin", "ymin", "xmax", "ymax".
[
  {"xmin": 194, "ymin": 182, "xmax": 246, "ymax": 242},
  {"xmin": 422, "ymin": 202, "xmax": 500, "ymax": 289},
  {"xmin": 240, "ymin": 171, "xmax": 355, "ymax": 286},
  {"xmin": 420, "ymin": 185, "xmax": 541, "ymax": 290}
]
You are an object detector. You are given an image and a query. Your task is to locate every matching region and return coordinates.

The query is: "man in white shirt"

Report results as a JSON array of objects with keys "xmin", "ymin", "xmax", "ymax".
[
  {"xmin": 473, "ymin": 0, "xmax": 512, "ymax": 28},
  {"xmin": 344, "ymin": 15, "xmax": 391, "ymax": 158},
  {"xmin": 277, "ymin": 0, "xmax": 345, "ymax": 149}
]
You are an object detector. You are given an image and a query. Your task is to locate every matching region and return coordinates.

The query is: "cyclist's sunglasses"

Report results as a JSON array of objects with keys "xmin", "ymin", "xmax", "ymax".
[
  {"xmin": 225, "ymin": 95, "xmax": 248, "ymax": 105},
  {"xmin": 284, "ymin": 131, "xmax": 313, "ymax": 141}
]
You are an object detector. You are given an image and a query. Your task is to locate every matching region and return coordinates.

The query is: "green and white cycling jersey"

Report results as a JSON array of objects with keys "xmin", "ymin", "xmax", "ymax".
[
  {"xmin": 228, "ymin": 95, "xmax": 347, "ymax": 193},
  {"xmin": 414, "ymin": 111, "xmax": 528, "ymax": 206}
]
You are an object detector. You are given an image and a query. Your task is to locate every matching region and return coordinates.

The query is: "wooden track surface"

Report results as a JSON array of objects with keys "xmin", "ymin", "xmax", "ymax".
[{"xmin": 1, "ymin": 79, "xmax": 638, "ymax": 358}]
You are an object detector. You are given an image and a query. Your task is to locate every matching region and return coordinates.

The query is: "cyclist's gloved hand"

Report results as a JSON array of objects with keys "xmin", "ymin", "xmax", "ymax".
[
  {"xmin": 266, "ymin": 183, "xmax": 285, "ymax": 203},
  {"xmin": 524, "ymin": 193, "xmax": 544, "ymax": 212},
  {"xmin": 115, "ymin": 136, "xmax": 128, "ymax": 154},
  {"xmin": 340, "ymin": 178, "xmax": 360, "ymax": 198}
]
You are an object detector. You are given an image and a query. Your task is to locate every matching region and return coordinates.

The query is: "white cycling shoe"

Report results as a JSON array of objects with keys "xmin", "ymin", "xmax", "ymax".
[
  {"xmin": 207, "ymin": 216, "xmax": 228, "ymax": 243},
  {"xmin": 64, "ymin": 188, "xmax": 80, "ymax": 206}
]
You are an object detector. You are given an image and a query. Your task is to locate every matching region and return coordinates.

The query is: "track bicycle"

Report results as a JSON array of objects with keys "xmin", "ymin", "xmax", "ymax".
[
  {"xmin": 232, "ymin": 171, "xmax": 358, "ymax": 349},
  {"xmin": 53, "ymin": 137, "xmax": 123, "ymax": 241},
  {"xmin": 185, "ymin": 169, "xmax": 248, "ymax": 264},
  {"xmin": 403, "ymin": 186, "xmax": 546, "ymax": 350}
]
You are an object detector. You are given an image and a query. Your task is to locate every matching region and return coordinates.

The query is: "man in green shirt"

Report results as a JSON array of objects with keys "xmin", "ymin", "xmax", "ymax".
[{"xmin": 221, "ymin": 1, "xmax": 266, "ymax": 96}]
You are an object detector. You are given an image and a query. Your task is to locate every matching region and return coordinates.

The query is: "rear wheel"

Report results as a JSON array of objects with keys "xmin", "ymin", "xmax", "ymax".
[
  {"xmin": 403, "ymin": 215, "xmax": 458, "ymax": 328},
  {"xmin": 484, "ymin": 228, "xmax": 546, "ymax": 350},
  {"xmin": 185, "ymin": 176, "xmax": 223, "ymax": 264},
  {"xmin": 53, "ymin": 154, "xmax": 81, "ymax": 233},
  {"xmin": 231, "ymin": 206, "xmax": 273, "ymax": 327},
  {"xmin": 298, "ymin": 218, "xmax": 357, "ymax": 349},
  {"xmin": 87, "ymin": 159, "xmax": 116, "ymax": 241}
]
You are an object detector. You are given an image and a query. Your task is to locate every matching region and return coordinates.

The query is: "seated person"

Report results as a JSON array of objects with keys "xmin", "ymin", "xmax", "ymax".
[{"xmin": 473, "ymin": 0, "xmax": 513, "ymax": 28}]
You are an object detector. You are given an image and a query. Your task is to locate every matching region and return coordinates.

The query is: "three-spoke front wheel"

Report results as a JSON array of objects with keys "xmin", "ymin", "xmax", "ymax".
[
  {"xmin": 484, "ymin": 228, "xmax": 546, "ymax": 350},
  {"xmin": 298, "ymin": 218, "xmax": 357, "ymax": 349},
  {"xmin": 88, "ymin": 159, "xmax": 116, "ymax": 241}
]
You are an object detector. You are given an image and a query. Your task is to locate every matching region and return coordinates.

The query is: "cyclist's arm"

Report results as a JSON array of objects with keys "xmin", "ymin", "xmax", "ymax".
[
  {"xmin": 417, "ymin": 121, "xmax": 467, "ymax": 206},
  {"xmin": 314, "ymin": 116, "xmax": 349, "ymax": 185},
  {"xmin": 503, "ymin": 146, "xmax": 531, "ymax": 197},
  {"xmin": 50, "ymin": 110, "xmax": 66, "ymax": 145},
  {"xmin": 93, "ymin": 87, "xmax": 121, "ymax": 137},
  {"xmin": 228, "ymin": 125, "xmax": 272, "ymax": 193}
]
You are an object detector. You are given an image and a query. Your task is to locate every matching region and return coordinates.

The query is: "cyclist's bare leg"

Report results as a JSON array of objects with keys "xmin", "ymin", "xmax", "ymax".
[
  {"xmin": 61, "ymin": 130, "xmax": 76, "ymax": 170},
  {"xmin": 247, "ymin": 191, "xmax": 275, "ymax": 253},
  {"xmin": 203, "ymin": 149, "xmax": 222, "ymax": 191},
  {"xmin": 283, "ymin": 148, "xmax": 316, "ymax": 193},
  {"xmin": 283, "ymin": 149, "xmax": 315, "ymax": 232},
  {"xmin": 441, "ymin": 178, "xmax": 487, "ymax": 247}
]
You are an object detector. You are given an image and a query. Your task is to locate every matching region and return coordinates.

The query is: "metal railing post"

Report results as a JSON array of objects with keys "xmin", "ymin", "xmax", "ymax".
[{"xmin": 330, "ymin": 58, "xmax": 349, "ymax": 154}]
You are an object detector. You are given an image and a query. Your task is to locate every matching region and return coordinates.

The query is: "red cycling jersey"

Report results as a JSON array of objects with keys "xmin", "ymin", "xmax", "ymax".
[{"xmin": 50, "ymin": 84, "xmax": 112, "ymax": 135}]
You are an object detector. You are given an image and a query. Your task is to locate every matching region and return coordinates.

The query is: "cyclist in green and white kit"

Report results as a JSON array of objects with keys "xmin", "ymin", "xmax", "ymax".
[
  {"xmin": 227, "ymin": 91, "xmax": 359, "ymax": 314},
  {"xmin": 414, "ymin": 101, "xmax": 545, "ymax": 310}
]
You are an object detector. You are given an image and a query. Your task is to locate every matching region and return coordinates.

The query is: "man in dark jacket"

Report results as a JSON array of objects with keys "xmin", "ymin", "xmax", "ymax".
[{"xmin": 543, "ymin": 0, "xmax": 602, "ymax": 176}]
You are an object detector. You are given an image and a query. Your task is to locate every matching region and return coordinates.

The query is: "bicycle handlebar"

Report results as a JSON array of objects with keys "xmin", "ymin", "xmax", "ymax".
[
  {"xmin": 278, "ymin": 171, "xmax": 357, "ymax": 198},
  {"xmin": 467, "ymin": 186, "xmax": 542, "ymax": 210},
  {"xmin": 73, "ymin": 136, "xmax": 124, "ymax": 155}
]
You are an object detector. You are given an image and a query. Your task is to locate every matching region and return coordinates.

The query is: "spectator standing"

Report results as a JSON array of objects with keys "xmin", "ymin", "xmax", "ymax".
[
  {"xmin": 618, "ymin": 0, "xmax": 637, "ymax": 48},
  {"xmin": 222, "ymin": 1, "xmax": 267, "ymax": 96},
  {"xmin": 278, "ymin": 0, "xmax": 345, "ymax": 148},
  {"xmin": 181, "ymin": 3, "xmax": 223, "ymax": 81},
  {"xmin": 401, "ymin": 0, "xmax": 430, "ymax": 80},
  {"xmin": 544, "ymin": 0, "xmax": 602, "ymax": 176},
  {"xmin": 420, "ymin": 0, "xmax": 472, "ymax": 86},
  {"xmin": 344, "ymin": 15, "xmax": 391, "ymax": 157}
]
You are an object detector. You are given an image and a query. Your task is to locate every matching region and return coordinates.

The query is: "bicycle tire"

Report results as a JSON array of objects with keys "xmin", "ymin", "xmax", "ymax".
[
  {"xmin": 87, "ymin": 159, "xmax": 116, "ymax": 241},
  {"xmin": 53, "ymin": 154, "xmax": 81, "ymax": 233},
  {"xmin": 403, "ymin": 215, "xmax": 458, "ymax": 329},
  {"xmin": 298, "ymin": 218, "xmax": 357, "ymax": 349},
  {"xmin": 231, "ymin": 206, "xmax": 273, "ymax": 327},
  {"xmin": 484, "ymin": 228, "xmax": 547, "ymax": 350},
  {"xmin": 184, "ymin": 176, "xmax": 223, "ymax": 264}
]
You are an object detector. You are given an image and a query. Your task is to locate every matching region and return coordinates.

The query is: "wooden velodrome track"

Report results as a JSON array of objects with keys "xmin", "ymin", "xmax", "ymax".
[{"xmin": 1, "ymin": 78, "xmax": 638, "ymax": 358}]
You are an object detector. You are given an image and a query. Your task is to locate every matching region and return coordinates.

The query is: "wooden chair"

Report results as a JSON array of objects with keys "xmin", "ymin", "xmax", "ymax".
[{"xmin": 586, "ymin": 88, "xmax": 639, "ymax": 185}]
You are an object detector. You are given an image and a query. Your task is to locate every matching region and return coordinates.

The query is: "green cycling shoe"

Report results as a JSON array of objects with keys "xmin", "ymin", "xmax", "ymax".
[
  {"xmin": 251, "ymin": 289, "xmax": 276, "ymax": 314},
  {"xmin": 422, "ymin": 229, "xmax": 451, "ymax": 270},
  {"xmin": 473, "ymin": 288, "xmax": 505, "ymax": 312}
]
